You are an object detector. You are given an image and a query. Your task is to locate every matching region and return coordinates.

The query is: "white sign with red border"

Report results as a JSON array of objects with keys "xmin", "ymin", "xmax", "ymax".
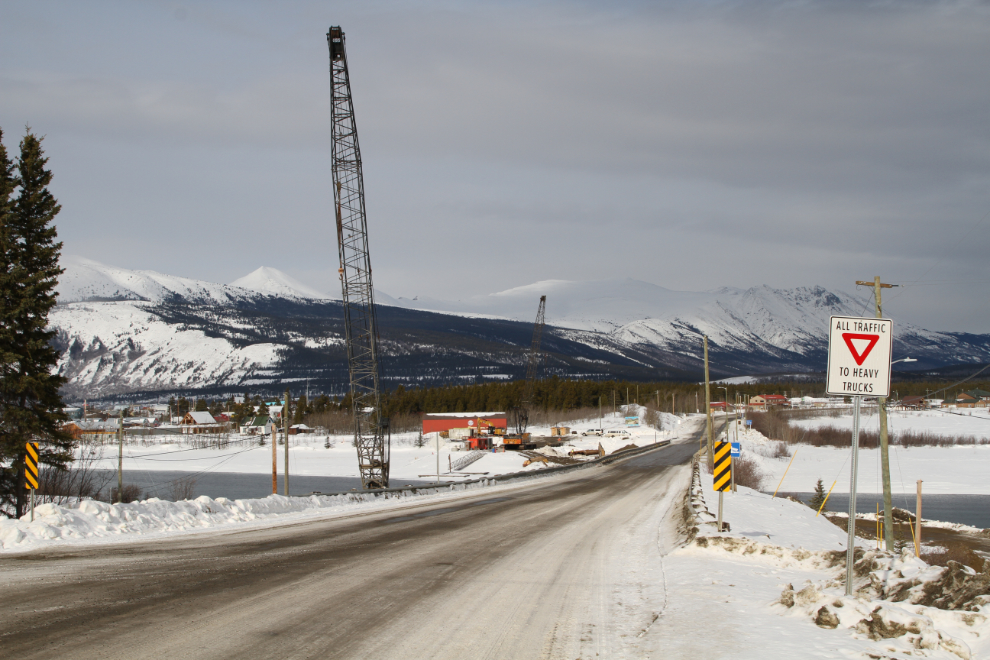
[{"xmin": 826, "ymin": 316, "xmax": 893, "ymax": 397}]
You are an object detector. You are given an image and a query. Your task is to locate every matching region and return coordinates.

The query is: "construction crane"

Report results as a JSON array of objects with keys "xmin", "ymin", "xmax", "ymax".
[
  {"xmin": 509, "ymin": 295, "xmax": 547, "ymax": 436},
  {"xmin": 327, "ymin": 26, "xmax": 389, "ymax": 489}
]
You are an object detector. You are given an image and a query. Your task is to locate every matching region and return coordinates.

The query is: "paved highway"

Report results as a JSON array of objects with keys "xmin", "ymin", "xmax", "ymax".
[{"xmin": 0, "ymin": 424, "xmax": 706, "ymax": 659}]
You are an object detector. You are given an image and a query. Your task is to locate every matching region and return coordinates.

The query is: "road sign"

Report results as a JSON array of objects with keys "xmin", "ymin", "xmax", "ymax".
[
  {"xmin": 713, "ymin": 441, "xmax": 731, "ymax": 492},
  {"xmin": 745, "ymin": 420, "xmax": 752, "ymax": 427},
  {"xmin": 24, "ymin": 442, "xmax": 39, "ymax": 490},
  {"xmin": 730, "ymin": 442, "xmax": 741, "ymax": 457},
  {"xmin": 826, "ymin": 316, "xmax": 893, "ymax": 397}
]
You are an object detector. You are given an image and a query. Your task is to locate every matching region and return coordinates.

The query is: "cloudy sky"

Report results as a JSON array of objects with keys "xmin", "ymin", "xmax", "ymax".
[{"xmin": 2, "ymin": 0, "xmax": 989, "ymax": 332}]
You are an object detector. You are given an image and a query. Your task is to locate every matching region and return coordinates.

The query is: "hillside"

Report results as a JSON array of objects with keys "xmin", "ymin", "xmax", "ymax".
[{"xmin": 50, "ymin": 258, "xmax": 990, "ymax": 399}]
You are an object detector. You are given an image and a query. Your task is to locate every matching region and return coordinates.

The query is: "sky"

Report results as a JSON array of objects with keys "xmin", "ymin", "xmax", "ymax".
[{"xmin": 1, "ymin": 0, "xmax": 989, "ymax": 333}]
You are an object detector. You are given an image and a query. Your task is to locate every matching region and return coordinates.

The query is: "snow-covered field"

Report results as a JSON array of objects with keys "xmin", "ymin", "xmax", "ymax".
[
  {"xmin": 79, "ymin": 409, "xmax": 682, "ymax": 483},
  {"xmin": 731, "ymin": 409, "xmax": 990, "ymax": 495},
  {"xmin": 792, "ymin": 407, "xmax": 990, "ymax": 442}
]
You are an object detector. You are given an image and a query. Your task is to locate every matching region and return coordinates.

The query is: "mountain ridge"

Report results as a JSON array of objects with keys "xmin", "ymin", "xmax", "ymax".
[{"xmin": 50, "ymin": 257, "xmax": 990, "ymax": 399}]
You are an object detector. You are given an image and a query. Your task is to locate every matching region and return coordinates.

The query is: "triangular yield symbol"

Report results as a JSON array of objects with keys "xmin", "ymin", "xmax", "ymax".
[{"xmin": 842, "ymin": 333, "xmax": 879, "ymax": 366}]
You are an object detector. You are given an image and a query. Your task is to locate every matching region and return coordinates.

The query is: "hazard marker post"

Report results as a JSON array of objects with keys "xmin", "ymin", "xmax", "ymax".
[
  {"xmin": 25, "ymin": 442, "xmax": 39, "ymax": 522},
  {"xmin": 713, "ymin": 440, "xmax": 731, "ymax": 532},
  {"xmin": 826, "ymin": 315, "xmax": 893, "ymax": 595}
]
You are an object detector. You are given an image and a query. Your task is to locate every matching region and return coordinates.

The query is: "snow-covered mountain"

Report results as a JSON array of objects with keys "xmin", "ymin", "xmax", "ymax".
[
  {"xmin": 49, "ymin": 258, "xmax": 990, "ymax": 399},
  {"xmin": 230, "ymin": 267, "xmax": 333, "ymax": 300}
]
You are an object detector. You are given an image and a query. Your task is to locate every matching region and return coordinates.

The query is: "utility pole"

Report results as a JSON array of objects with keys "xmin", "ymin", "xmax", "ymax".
[
  {"xmin": 283, "ymin": 388, "xmax": 290, "ymax": 496},
  {"xmin": 856, "ymin": 276, "xmax": 897, "ymax": 552},
  {"xmin": 915, "ymin": 480, "xmax": 923, "ymax": 557},
  {"xmin": 599, "ymin": 396, "xmax": 603, "ymax": 432},
  {"xmin": 271, "ymin": 422, "xmax": 277, "ymax": 495},
  {"xmin": 704, "ymin": 336, "xmax": 713, "ymax": 464},
  {"xmin": 117, "ymin": 409, "xmax": 124, "ymax": 503}
]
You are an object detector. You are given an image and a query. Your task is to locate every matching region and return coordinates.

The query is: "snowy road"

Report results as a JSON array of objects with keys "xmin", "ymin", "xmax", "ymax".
[{"xmin": 0, "ymin": 427, "xmax": 703, "ymax": 659}]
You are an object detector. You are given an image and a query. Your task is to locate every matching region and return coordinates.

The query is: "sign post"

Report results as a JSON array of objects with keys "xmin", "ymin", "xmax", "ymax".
[
  {"xmin": 826, "ymin": 315, "xmax": 893, "ymax": 595},
  {"xmin": 25, "ymin": 442, "xmax": 39, "ymax": 522},
  {"xmin": 713, "ymin": 441, "xmax": 731, "ymax": 531}
]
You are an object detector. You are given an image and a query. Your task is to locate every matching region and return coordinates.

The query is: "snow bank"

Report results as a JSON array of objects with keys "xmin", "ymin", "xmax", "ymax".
[
  {"xmin": 668, "ymin": 452, "xmax": 990, "ymax": 659},
  {"xmin": 0, "ymin": 481, "xmax": 500, "ymax": 554}
]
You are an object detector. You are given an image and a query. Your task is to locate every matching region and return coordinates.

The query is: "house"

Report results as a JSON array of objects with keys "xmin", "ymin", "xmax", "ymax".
[
  {"xmin": 64, "ymin": 419, "xmax": 119, "ymax": 439},
  {"xmin": 901, "ymin": 395, "xmax": 926, "ymax": 409},
  {"xmin": 288, "ymin": 424, "xmax": 313, "ymax": 435},
  {"xmin": 763, "ymin": 395, "xmax": 788, "ymax": 407},
  {"xmin": 748, "ymin": 395, "xmax": 767, "ymax": 411},
  {"xmin": 951, "ymin": 389, "xmax": 990, "ymax": 408},
  {"xmin": 181, "ymin": 411, "xmax": 221, "ymax": 434},
  {"xmin": 241, "ymin": 415, "xmax": 275, "ymax": 436}
]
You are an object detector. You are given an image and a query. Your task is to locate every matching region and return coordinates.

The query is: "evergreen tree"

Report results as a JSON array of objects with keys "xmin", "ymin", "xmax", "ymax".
[
  {"xmin": 0, "ymin": 129, "xmax": 72, "ymax": 518},
  {"xmin": 809, "ymin": 478, "xmax": 828, "ymax": 513},
  {"xmin": 195, "ymin": 398, "xmax": 207, "ymax": 412}
]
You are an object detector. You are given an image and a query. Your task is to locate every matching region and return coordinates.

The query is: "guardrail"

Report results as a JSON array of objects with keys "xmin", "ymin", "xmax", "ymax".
[{"xmin": 309, "ymin": 439, "xmax": 672, "ymax": 499}]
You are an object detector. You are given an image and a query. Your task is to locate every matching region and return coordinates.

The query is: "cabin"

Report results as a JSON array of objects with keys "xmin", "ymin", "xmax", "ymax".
[
  {"xmin": 181, "ymin": 411, "xmax": 221, "ymax": 434},
  {"xmin": 64, "ymin": 419, "xmax": 120, "ymax": 439},
  {"xmin": 241, "ymin": 415, "xmax": 275, "ymax": 436}
]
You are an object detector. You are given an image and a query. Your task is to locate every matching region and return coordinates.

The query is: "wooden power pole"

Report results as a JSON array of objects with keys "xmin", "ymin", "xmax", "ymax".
[
  {"xmin": 856, "ymin": 276, "xmax": 897, "ymax": 552},
  {"xmin": 284, "ymin": 388, "xmax": 290, "ymax": 496},
  {"xmin": 704, "ymin": 336, "xmax": 713, "ymax": 464}
]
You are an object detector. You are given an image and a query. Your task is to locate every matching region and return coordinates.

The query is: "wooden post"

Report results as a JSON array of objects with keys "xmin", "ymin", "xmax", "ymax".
[
  {"xmin": 117, "ymin": 410, "xmax": 124, "ymax": 503},
  {"xmin": 271, "ymin": 423, "xmax": 277, "ymax": 495},
  {"xmin": 704, "ymin": 336, "xmax": 713, "ymax": 464},
  {"xmin": 284, "ymin": 389, "xmax": 290, "ymax": 496},
  {"xmin": 915, "ymin": 480, "xmax": 923, "ymax": 557}
]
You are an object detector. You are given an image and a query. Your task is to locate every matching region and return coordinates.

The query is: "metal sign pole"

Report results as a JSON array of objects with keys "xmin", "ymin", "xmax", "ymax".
[
  {"xmin": 30, "ymin": 488, "xmax": 35, "ymax": 522},
  {"xmin": 845, "ymin": 395, "xmax": 862, "ymax": 596},
  {"xmin": 717, "ymin": 490, "xmax": 724, "ymax": 532}
]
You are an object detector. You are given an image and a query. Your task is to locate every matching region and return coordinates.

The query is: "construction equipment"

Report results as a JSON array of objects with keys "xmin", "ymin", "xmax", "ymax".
[
  {"xmin": 327, "ymin": 26, "xmax": 389, "ymax": 489},
  {"xmin": 508, "ymin": 295, "xmax": 547, "ymax": 436}
]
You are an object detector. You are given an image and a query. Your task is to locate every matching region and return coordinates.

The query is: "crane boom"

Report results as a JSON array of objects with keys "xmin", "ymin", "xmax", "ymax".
[{"xmin": 327, "ymin": 26, "xmax": 389, "ymax": 489}]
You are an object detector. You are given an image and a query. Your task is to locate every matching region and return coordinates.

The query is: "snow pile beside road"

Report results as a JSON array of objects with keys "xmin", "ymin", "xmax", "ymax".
[
  {"xmin": 660, "ymin": 456, "xmax": 990, "ymax": 658},
  {"xmin": 0, "ymin": 481, "xmax": 497, "ymax": 554}
]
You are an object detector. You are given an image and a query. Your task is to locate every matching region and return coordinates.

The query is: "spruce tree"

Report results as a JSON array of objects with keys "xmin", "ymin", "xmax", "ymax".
[
  {"xmin": 809, "ymin": 478, "xmax": 828, "ymax": 513},
  {"xmin": 0, "ymin": 129, "xmax": 72, "ymax": 518}
]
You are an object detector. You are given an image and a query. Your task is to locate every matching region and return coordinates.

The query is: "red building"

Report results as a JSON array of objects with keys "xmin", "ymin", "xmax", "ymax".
[{"xmin": 422, "ymin": 412, "xmax": 508, "ymax": 436}]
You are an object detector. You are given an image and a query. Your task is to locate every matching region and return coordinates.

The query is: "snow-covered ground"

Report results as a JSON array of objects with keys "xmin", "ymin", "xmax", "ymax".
[
  {"xmin": 730, "ymin": 409, "xmax": 990, "ymax": 495},
  {"xmin": 78, "ymin": 408, "xmax": 683, "ymax": 482},
  {"xmin": 792, "ymin": 407, "xmax": 990, "ymax": 442},
  {"xmin": 654, "ymin": 459, "xmax": 990, "ymax": 658}
]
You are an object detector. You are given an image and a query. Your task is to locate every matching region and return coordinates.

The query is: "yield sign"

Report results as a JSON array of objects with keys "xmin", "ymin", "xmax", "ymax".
[
  {"xmin": 826, "ymin": 316, "xmax": 893, "ymax": 397},
  {"xmin": 842, "ymin": 333, "xmax": 879, "ymax": 366}
]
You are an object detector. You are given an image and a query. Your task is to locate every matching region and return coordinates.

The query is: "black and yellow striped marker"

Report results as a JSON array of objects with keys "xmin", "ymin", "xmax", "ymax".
[
  {"xmin": 713, "ymin": 441, "xmax": 731, "ymax": 492},
  {"xmin": 25, "ymin": 442, "xmax": 39, "ymax": 490}
]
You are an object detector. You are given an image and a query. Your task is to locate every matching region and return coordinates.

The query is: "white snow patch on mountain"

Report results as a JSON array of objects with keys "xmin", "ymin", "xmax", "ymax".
[
  {"xmin": 57, "ymin": 256, "xmax": 252, "ymax": 305},
  {"xmin": 230, "ymin": 267, "xmax": 333, "ymax": 300},
  {"xmin": 51, "ymin": 302, "xmax": 280, "ymax": 395}
]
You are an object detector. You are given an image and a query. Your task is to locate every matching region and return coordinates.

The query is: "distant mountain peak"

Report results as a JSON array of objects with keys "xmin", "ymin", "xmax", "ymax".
[{"xmin": 230, "ymin": 267, "xmax": 330, "ymax": 300}]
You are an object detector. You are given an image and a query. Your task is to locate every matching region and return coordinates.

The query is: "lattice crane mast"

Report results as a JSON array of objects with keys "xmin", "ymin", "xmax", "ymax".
[
  {"xmin": 510, "ymin": 295, "xmax": 547, "ymax": 435},
  {"xmin": 327, "ymin": 26, "xmax": 389, "ymax": 489}
]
